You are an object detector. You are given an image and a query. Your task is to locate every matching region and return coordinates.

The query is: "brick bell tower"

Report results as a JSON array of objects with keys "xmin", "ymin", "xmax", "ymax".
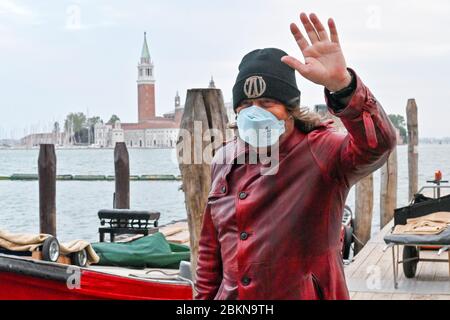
[{"xmin": 137, "ymin": 32, "xmax": 155, "ymax": 122}]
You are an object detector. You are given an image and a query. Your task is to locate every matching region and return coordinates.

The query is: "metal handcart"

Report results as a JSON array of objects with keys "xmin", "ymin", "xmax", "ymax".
[{"xmin": 383, "ymin": 172, "xmax": 450, "ymax": 289}]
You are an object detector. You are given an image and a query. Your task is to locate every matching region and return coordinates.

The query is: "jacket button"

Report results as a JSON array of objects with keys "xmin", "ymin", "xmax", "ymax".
[
  {"xmin": 241, "ymin": 276, "xmax": 251, "ymax": 286},
  {"xmin": 240, "ymin": 232, "xmax": 248, "ymax": 240},
  {"xmin": 238, "ymin": 192, "xmax": 248, "ymax": 200},
  {"xmin": 221, "ymin": 186, "xmax": 227, "ymax": 193}
]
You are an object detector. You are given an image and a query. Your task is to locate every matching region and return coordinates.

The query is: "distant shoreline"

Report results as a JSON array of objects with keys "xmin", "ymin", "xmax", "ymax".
[{"xmin": 2, "ymin": 141, "xmax": 450, "ymax": 150}]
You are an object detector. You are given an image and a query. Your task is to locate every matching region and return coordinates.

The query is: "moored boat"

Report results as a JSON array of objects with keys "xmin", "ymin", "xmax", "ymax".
[{"xmin": 0, "ymin": 253, "xmax": 193, "ymax": 300}]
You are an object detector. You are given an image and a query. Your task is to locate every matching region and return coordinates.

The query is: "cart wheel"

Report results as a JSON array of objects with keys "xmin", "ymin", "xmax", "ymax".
[
  {"xmin": 403, "ymin": 246, "xmax": 419, "ymax": 278},
  {"xmin": 42, "ymin": 237, "xmax": 60, "ymax": 262},
  {"xmin": 342, "ymin": 225, "xmax": 353, "ymax": 260},
  {"xmin": 71, "ymin": 249, "xmax": 87, "ymax": 267}
]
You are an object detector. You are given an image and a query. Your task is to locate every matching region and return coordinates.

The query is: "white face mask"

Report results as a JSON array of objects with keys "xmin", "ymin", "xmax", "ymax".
[{"xmin": 236, "ymin": 105, "xmax": 286, "ymax": 147}]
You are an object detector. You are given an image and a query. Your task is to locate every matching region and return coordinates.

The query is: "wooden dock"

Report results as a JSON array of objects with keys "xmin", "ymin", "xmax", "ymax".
[
  {"xmin": 160, "ymin": 220, "xmax": 190, "ymax": 246},
  {"xmin": 115, "ymin": 220, "xmax": 190, "ymax": 246},
  {"xmin": 345, "ymin": 220, "xmax": 450, "ymax": 300}
]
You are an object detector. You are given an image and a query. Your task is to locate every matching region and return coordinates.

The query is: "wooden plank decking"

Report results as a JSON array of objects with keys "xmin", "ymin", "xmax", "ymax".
[
  {"xmin": 117, "ymin": 220, "xmax": 191, "ymax": 245},
  {"xmin": 345, "ymin": 220, "xmax": 450, "ymax": 300},
  {"xmin": 160, "ymin": 220, "xmax": 190, "ymax": 246}
]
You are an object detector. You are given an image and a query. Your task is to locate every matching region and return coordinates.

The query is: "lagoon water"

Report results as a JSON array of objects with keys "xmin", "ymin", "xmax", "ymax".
[{"xmin": 0, "ymin": 145, "xmax": 449, "ymax": 242}]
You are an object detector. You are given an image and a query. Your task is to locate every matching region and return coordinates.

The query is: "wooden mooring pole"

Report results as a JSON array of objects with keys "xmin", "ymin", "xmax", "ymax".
[
  {"xmin": 380, "ymin": 147, "xmax": 398, "ymax": 229},
  {"xmin": 38, "ymin": 144, "xmax": 57, "ymax": 236},
  {"xmin": 114, "ymin": 142, "xmax": 130, "ymax": 209},
  {"xmin": 406, "ymin": 98, "xmax": 419, "ymax": 201},
  {"xmin": 354, "ymin": 174, "xmax": 374, "ymax": 254},
  {"xmin": 177, "ymin": 89, "xmax": 228, "ymax": 281}
]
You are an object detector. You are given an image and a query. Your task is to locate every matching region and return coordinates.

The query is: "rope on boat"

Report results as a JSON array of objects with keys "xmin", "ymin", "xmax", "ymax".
[{"xmin": 142, "ymin": 269, "xmax": 197, "ymax": 295}]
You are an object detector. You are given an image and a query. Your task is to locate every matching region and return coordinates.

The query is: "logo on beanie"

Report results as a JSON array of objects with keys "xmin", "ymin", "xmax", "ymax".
[{"xmin": 243, "ymin": 76, "xmax": 266, "ymax": 98}]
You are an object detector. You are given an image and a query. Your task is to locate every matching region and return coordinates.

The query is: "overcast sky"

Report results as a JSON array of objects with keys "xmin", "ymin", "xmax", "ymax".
[{"xmin": 0, "ymin": 0, "xmax": 449, "ymax": 139}]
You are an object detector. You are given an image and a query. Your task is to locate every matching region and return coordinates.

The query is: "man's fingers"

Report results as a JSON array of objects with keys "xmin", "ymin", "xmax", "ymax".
[
  {"xmin": 289, "ymin": 23, "xmax": 309, "ymax": 52},
  {"xmin": 309, "ymin": 13, "xmax": 329, "ymax": 41},
  {"xmin": 328, "ymin": 18, "xmax": 340, "ymax": 44},
  {"xmin": 300, "ymin": 12, "xmax": 320, "ymax": 44},
  {"xmin": 281, "ymin": 56, "xmax": 309, "ymax": 76}
]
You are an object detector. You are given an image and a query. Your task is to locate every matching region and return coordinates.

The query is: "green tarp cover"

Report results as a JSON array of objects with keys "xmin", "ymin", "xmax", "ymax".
[{"xmin": 92, "ymin": 232, "xmax": 190, "ymax": 269}]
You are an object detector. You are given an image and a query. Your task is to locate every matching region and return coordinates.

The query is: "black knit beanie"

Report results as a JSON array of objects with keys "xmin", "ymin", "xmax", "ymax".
[{"xmin": 232, "ymin": 48, "xmax": 301, "ymax": 111}]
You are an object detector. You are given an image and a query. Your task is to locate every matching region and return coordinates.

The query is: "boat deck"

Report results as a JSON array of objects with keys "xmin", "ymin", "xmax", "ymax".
[
  {"xmin": 345, "ymin": 220, "xmax": 450, "ymax": 300},
  {"xmin": 88, "ymin": 265, "xmax": 184, "ymax": 283}
]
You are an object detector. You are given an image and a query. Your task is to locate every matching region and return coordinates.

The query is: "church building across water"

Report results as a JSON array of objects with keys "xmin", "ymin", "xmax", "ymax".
[{"xmin": 95, "ymin": 33, "xmax": 188, "ymax": 148}]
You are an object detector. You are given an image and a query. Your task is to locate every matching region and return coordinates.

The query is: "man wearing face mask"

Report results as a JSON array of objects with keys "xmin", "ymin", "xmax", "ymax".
[{"xmin": 195, "ymin": 12, "xmax": 397, "ymax": 300}]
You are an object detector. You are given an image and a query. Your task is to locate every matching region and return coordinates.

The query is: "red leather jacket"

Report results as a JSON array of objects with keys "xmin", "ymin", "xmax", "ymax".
[{"xmin": 195, "ymin": 71, "xmax": 397, "ymax": 300}]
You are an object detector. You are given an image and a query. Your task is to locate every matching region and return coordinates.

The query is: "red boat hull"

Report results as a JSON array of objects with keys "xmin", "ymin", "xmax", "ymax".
[{"xmin": 0, "ymin": 255, "xmax": 193, "ymax": 300}]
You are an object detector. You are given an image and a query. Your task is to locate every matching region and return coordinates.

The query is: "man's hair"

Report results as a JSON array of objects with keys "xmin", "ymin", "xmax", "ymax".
[{"xmin": 284, "ymin": 97, "xmax": 322, "ymax": 133}]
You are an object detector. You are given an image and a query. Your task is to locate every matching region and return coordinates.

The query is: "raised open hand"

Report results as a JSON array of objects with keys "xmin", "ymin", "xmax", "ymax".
[{"xmin": 281, "ymin": 12, "xmax": 352, "ymax": 92}]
